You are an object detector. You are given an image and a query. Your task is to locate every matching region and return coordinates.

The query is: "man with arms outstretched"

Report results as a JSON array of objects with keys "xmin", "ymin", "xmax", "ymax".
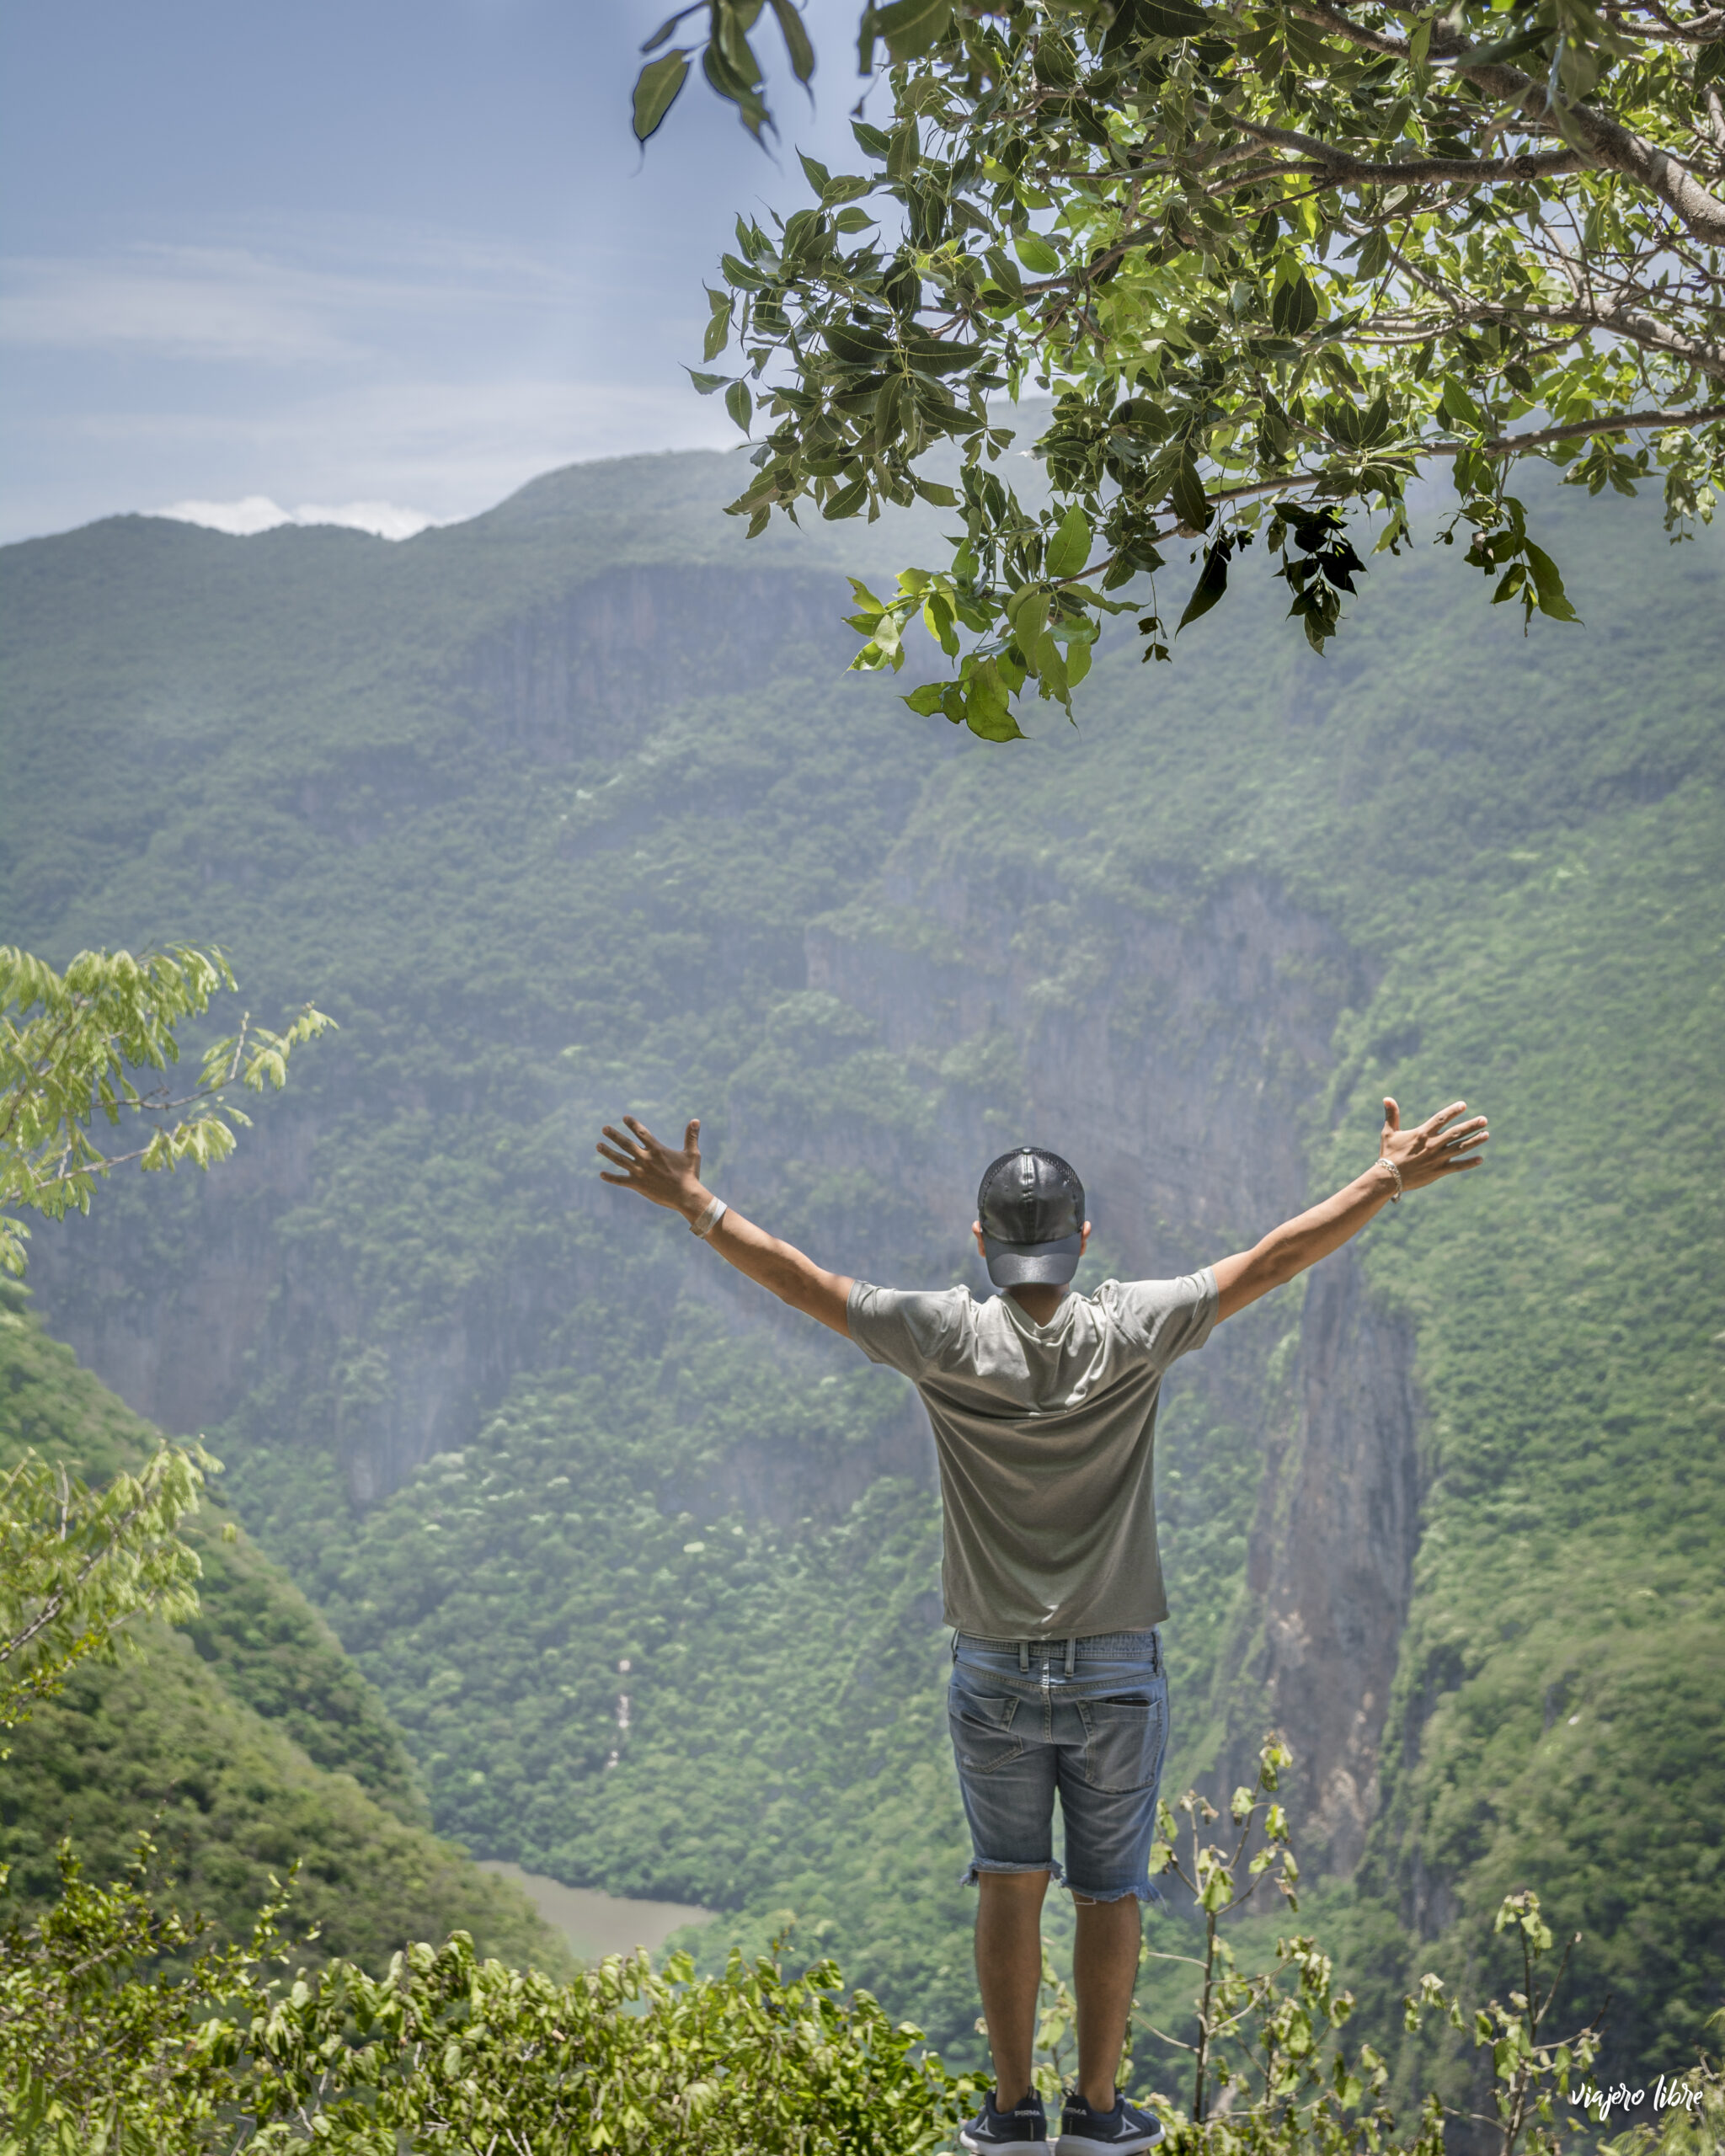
[{"xmin": 596, "ymin": 1097, "xmax": 1487, "ymax": 2156}]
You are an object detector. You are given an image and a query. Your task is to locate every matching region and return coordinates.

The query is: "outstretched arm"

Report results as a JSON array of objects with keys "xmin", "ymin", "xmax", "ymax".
[
  {"xmin": 596, "ymin": 1115, "xmax": 853, "ymax": 1337},
  {"xmin": 1212, "ymin": 1096, "xmax": 1487, "ymax": 1324}
]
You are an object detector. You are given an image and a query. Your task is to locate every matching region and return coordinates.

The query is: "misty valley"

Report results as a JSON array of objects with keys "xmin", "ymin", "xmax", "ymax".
[{"xmin": 2, "ymin": 443, "xmax": 1721, "ymax": 2128}]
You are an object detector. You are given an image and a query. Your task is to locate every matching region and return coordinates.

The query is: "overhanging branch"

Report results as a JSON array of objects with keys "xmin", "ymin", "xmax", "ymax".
[{"xmin": 1234, "ymin": 120, "xmax": 1588, "ymax": 188}]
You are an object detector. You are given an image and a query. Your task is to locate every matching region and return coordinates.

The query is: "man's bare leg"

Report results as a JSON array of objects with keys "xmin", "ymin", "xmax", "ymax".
[
  {"xmin": 1072, "ymin": 1892, "xmax": 1141, "ymax": 2110},
  {"xmin": 975, "ymin": 1870, "xmax": 1050, "ymax": 2106}
]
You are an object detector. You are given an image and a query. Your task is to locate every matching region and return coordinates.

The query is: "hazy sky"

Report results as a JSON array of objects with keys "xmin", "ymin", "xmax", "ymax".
[{"xmin": 0, "ymin": 0, "xmax": 868, "ymax": 542}]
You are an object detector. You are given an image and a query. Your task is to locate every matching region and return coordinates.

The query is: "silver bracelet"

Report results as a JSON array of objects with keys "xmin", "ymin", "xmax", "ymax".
[
  {"xmin": 690, "ymin": 1196, "xmax": 728, "ymax": 1238},
  {"xmin": 1375, "ymin": 1156, "xmax": 1403, "ymax": 1203}
]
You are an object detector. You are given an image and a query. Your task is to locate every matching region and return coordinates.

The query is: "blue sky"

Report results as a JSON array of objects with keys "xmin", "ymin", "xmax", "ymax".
[{"xmin": 0, "ymin": 0, "xmax": 867, "ymax": 542}]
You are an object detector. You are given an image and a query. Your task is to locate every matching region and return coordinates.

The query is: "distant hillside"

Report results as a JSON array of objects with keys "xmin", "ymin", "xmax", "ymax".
[
  {"xmin": 0, "ymin": 1279, "xmax": 568, "ymax": 1976},
  {"xmin": 2, "ymin": 446, "xmax": 1720, "ymax": 2096}
]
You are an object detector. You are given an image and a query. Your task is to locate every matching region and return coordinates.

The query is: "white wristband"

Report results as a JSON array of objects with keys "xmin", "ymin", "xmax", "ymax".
[
  {"xmin": 690, "ymin": 1196, "xmax": 728, "ymax": 1238},
  {"xmin": 1375, "ymin": 1156, "xmax": 1403, "ymax": 1203}
]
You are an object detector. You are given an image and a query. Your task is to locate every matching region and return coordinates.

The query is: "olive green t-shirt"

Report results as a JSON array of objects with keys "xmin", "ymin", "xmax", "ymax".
[{"xmin": 847, "ymin": 1272, "xmax": 1218, "ymax": 1638}]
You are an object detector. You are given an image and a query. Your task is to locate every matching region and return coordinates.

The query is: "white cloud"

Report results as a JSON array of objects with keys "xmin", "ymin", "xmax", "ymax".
[
  {"xmin": 0, "ymin": 216, "xmax": 738, "ymax": 542},
  {"xmin": 158, "ymin": 495, "xmax": 439, "ymax": 540},
  {"xmin": 0, "ymin": 232, "xmax": 581, "ymax": 364},
  {"xmin": 0, "ymin": 248, "xmax": 365, "ymax": 362}
]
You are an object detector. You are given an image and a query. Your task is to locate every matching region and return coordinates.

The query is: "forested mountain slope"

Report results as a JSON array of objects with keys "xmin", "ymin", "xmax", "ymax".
[
  {"xmin": 3, "ymin": 449, "xmax": 1720, "ymax": 2097},
  {"xmin": 0, "ymin": 1278, "xmax": 565, "ymax": 1973}
]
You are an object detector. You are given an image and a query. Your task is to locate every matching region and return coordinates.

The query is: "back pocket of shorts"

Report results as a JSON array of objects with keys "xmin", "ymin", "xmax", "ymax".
[
  {"xmin": 1078, "ymin": 1694, "xmax": 1164, "ymax": 1794},
  {"xmin": 948, "ymin": 1686, "xmax": 1023, "ymax": 1776}
]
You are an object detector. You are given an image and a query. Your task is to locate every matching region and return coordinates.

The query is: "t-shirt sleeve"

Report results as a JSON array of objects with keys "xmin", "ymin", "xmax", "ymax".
[
  {"xmin": 846, "ymin": 1282, "xmax": 967, "ymax": 1380},
  {"xmin": 1101, "ymin": 1267, "xmax": 1219, "ymax": 1370}
]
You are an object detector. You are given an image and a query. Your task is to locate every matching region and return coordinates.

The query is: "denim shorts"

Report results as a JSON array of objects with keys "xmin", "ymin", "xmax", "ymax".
[{"xmin": 948, "ymin": 1629, "xmax": 1168, "ymax": 1904}]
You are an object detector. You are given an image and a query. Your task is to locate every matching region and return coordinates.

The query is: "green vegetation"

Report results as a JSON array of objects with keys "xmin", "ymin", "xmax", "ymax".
[
  {"xmin": 0, "ymin": 941, "xmax": 329, "ymax": 1276},
  {"xmin": 0, "ymin": 1280, "xmax": 564, "ymax": 1975},
  {"xmin": 1, "ymin": 440, "xmax": 1719, "ymax": 2095},
  {"xmin": 12, "ymin": 1775, "xmax": 1712, "ymax": 2155},
  {"xmin": 3, "ymin": 1846, "xmax": 980, "ymax": 2154},
  {"xmin": 647, "ymin": 2, "xmax": 1725, "ymax": 731}
]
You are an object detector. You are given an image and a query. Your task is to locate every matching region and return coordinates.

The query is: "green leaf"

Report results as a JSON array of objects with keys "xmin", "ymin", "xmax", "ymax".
[
  {"xmin": 639, "ymin": 12, "xmax": 685, "ymax": 55},
  {"xmin": 900, "ymin": 334, "xmax": 980, "ymax": 375},
  {"xmin": 1138, "ymin": 0, "xmax": 1211, "ymax": 35},
  {"xmin": 823, "ymin": 323, "xmax": 896, "ymax": 367},
  {"xmin": 1013, "ymin": 232, "xmax": 1062, "ymax": 275},
  {"xmin": 1524, "ymin": 543, "xmax": 1580, "ymax": 622},
  {"xmin": 1045, "ymin": 504, "xmax": 1091, "ymax": 580},
  {"xmin": 1462, "ymin": 20, "xmax": 1553, "ymax": 67},
  {"xmin": 875, "ymin": 0, "xmax": 954, "ymax": 62},
  {"xmin": 632, "ymin": 51, "xmax": 691, "ymax": 143},
  {"xmin": 964, "ymin": 659, "xmax": 1025, "ymax": 741},
  {"xmin": 1272, "ymin": 273, "xmax": 1318, "ymax": 336},
  {"xmin": 823, "ymin": 477, "xmax": 868, "ymax": 520},
  {"xmin": 1356, "ymin": 227, "xmax": 1391, "ymax": 280},
  {"xmin": 885, "ymin": 119, "xmax": 921, "ymax": 183},
  {"xmin": 1177, "ymin": 539, "xmax": 1231, "ymax": 629},
  {"xmin": 1170, "ymin": 453, "xmax": 1211, "ymax": 532},
  {"xmin": 983, "ymin": 247, "xmax": 1024, "ymax": 300},
  {"xmin": 768, "ymin": 0, "xmax": 817, "ymax": 86},
  {"xmin": 1441, "ymin": 376, "xmax": 1484, "ymax": 427}
]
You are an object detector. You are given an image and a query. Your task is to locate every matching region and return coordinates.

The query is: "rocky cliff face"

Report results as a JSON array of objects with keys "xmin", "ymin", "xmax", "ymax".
[
  {"xmin": 1214, "ymin": 1250, "xmax": 1423, "ymax": 1872},
  {"xmin": 455, "ymin": 563, "xmax": 852, "ymax": 765}
]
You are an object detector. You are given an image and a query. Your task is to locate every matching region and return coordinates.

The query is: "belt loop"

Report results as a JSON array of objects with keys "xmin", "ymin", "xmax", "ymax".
[
  {"xmin": 1019, "ymin": 1640, "xmax": 1029, "ymax": 1674},
  {"xmin": 1065, "ymin": 1636, "xmax": 1076, "ymax": 1678}
]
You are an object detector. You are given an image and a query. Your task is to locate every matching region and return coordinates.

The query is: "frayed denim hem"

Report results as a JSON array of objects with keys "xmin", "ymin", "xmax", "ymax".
[
  {"xmin": 1066, "ymin": 1879, "xmax": 1167, "ymax": 1908},
  {"xmin": 962, "ymin": 1858, "xmax": 1066, "ymax": 1887}
]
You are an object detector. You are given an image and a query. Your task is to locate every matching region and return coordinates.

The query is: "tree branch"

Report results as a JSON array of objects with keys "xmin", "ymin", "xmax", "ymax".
[
  {"xmin": 1483, "ymin": 399, "xmax": 1725, "ymax": 449},
  {"xmin": 1297, "ymin": 0, "xmax": 1725, "ymax": 243},
  {"xmin": 1233, "ymin": 120, "xmax": 1589, "ymax": 187}
]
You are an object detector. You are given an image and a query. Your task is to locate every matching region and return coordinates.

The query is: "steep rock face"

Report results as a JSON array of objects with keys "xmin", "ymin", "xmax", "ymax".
[
  {"xmin": 455, "ymin": 564, "xmax": 851, "ymax": 764},
  {"xmin": 27, "ymin": 560, "xmax": 853, "ymax": 1483},
  {"xmin": 804, "ymin": 873, "xmax": 1362, "ymax": 1286},
  {"xmin": 1213, "ymin": 1251, "xmax": 1423, "ymax": 1873}
]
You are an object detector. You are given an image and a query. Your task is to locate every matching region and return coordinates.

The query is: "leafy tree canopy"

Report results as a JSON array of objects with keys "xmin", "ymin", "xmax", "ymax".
[
  {"xmin": 0, "ymin": 1442, "xmax": 210, "ymax": 1735},
  {"xmin": 0, "ymin": 946, "xmax": 328, "ymax": 1728},
  {"xmin": 0, "ymin": 945, "xmax": 331, "ymax": 1277},
  {"xmin": 637, "ymin": 0, "xmax": 1725, "ymax": 737}
]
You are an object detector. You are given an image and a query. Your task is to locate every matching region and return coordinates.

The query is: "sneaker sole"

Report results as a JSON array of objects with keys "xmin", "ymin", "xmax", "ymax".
[{"xmin": 1055, "ymin": 2127, "xmax": 1163, "ymax": 2154}]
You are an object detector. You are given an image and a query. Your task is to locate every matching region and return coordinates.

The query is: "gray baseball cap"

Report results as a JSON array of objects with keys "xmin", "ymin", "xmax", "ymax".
[{"xmin": 977, "ymin": 1147, "xmax": 1087, "ymax": 1287}]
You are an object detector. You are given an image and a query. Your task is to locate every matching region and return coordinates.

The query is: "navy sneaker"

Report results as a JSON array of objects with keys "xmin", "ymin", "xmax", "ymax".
[
  {"xmin": 959, "ymin": 2087, "xmax": 1050, "ymax": 2153},
  {"xmin": 1056, "ymin": 2090, "xmax": 1164, "ymax": 2153}
]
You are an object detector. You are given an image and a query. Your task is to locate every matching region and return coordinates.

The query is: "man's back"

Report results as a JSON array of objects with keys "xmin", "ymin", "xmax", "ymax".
[{"xmin": 848, "ymin": 1273, "xmax": 1216, "ymax": 1639}]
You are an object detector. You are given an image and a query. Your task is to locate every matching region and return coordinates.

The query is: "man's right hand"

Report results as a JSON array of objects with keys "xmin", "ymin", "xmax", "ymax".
[
  {"xmin": 596, "ymin": 1112, "xmax": 854, "ymax": 1336},
  {"xmin": 597, "ymin": 1114, "xmax": 709, "ymax": 1224}
]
